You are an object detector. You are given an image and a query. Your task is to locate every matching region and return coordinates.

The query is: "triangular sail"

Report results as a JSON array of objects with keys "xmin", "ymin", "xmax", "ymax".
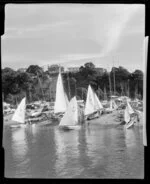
[
  {"xmin": 84, "ymin": 85, "xmax": 96, "ymax": 116},
  {"xmin": 12, "ymin": 97, "xmax": 26, "ymax": 124},
  {"xmin": 59, "ymin": 96, "xmax": 78, "ymax": 126},
  {"xmin": 112, "ymin": 100, "xmax": 118, "ymax": 109},
  {"xmin": 127, "ymin": 101, "xmax": 134, "ymax": 114},
  {"xmin": 54, "ymin": 72, "xmax": 68, "ymax": 114},
  {"xmin": 64, "ymin": 93, "xmax": 69, "ymax": 106},
  {"xmin": 94, "ymin": 92, "xmax": 103, "ymax": 110}
]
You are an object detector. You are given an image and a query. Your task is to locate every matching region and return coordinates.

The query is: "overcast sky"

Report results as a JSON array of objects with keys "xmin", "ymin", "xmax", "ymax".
[{"xmin": 2, "ymin": 4, "xmax": 145, "ymax": 72}]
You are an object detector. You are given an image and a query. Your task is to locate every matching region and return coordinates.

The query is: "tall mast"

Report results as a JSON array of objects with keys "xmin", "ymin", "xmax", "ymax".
[
  {"xmin": 113, "ymin": 58, "xmax": 116, "ymax": 95},
  {"xmin": 104, "ymin": 86, "xmax": 107, "ymax": 100},
  {"xmin": 67, "ymin": 72, "xmax": 71, "ymax": 100},
  {"xmin": 37, "ymin": 72, "xmax": 45, "ymax": 101},
  {"xmin": 108, "ymin": 68, "xmax": 112, "ymax": 97},
  {"xmin": 127, "ymin": 79, "xmax": 130, "ymax": 97}
]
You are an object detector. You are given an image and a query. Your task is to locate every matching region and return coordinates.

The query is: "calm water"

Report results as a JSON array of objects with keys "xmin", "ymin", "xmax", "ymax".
[{"xmin": 3, "ymin": 123, "xmax": 144, "ymax": 178}]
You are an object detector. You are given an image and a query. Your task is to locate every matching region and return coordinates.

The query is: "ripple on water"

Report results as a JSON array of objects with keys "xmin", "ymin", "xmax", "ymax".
[{"xmin": 3, "ymin": 122, "xmax": 144, "ymax": 178}]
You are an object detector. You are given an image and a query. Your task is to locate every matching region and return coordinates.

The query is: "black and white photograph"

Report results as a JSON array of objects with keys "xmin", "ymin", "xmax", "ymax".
[{"xmin": 2, "ymin": 3, "xmax": 147, "ymax": 179}]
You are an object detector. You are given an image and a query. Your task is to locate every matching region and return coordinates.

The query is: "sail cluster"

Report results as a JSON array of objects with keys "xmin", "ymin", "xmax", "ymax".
[
  {"xmin": 84, "ymin": 85, "xmax": 103, "ymax": 116},
  {"xmin": 59, "ymin": 96, "xmax": 78, "ymax": 127}
]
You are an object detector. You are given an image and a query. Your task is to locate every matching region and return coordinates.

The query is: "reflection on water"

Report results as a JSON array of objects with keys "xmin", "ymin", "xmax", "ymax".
[
  {"xmin": 12, "ymin": 127, "xmax": 28, "ymax": 159},
  {"xmin": 85, "ymin": 125, "xmax": 105, "ymax": 169},
  {"xmin": 54, "ymin": 128, "xmax": 82, "ymax": 177},
  {"xmin": 3, "ymin": 123, "xmax": 144, "ymax": 178},
  {"xmin": 124, "ymin": 128, "xmax": 137, "ymax": 148}
]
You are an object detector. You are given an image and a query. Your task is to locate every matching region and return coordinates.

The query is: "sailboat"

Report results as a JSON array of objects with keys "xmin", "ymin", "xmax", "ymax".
[
  {"xmin": 53, "ymin": 71, "xmax": 68, "ymax": 120},
  {"xmin": 84, "ymin": 85, "xmax": 96, "ymax": 117},
  {"xmin": 11, "ymin": 97, "xmax": 26, "ymax": 128},
  {"xmin": 59, "ymin": 96, "xmax": 81, "ymax": 130},
  {"xmin": 124, "ymin": 106, "xmax": 130, "ymax": 124},
  {"xmin": 84, "ymin": 85, "xmax": 103, "ymax": 120},
  {"xmin": 124, "ymin": 102, "xmax": 135, "ymax": 129},
  {"xmin": 94, "ymin": 92, "xmax": 103, "ymax": 112},
  {"xmin": 127, "ymin": 101, "xmax": 134, "ymax": 114},
  {"xmin": 105, "ymin": 99, "xmax": 118, "ymax": 113}
]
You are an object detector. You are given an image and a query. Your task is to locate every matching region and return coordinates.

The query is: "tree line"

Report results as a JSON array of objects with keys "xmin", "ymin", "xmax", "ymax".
[{"xmin": 2, "ymin": 62, "xmax": 143, "ymax": 105}]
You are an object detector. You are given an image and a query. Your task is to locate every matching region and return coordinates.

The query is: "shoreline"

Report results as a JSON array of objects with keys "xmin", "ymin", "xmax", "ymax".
[
  {"xmin": 3, "ymin": 110, "xmax": 143, "ymax": 128},
  {"xmin": 86, "ymin": 110, "xmax": 143, "ymax": 127}
]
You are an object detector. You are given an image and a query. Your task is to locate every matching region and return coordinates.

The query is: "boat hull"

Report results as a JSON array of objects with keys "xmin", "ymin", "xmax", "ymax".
[
  {"xmin": 86, "ymin": 111, "xmax": 100, "ymax": 121},
  {"xmin": 10, "ymin": 124, "xmax": 26, "ymax": 128},
  {"xmin": 126, "ymin": 120, "xmax": 135, "ymax": 129},
  {"xmin": 59, "ymin": 125, "xmax": 81, "ymax": 130}
]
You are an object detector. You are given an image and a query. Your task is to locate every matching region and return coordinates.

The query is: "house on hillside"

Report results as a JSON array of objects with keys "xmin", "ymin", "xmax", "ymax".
[
  {"xmin": 67, "ymin": 67, "xmax": 80, "ymax": 73},
  {"xmin": 17, "ymin": 68, "xmax": 27, "ymax": 72}
]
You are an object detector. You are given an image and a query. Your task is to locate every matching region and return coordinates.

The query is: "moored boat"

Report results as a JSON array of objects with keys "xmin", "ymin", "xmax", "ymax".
[
  {"xmin": 11, "ymin": 97, "xmax": 27, "ymax": 128},
  {"xmin": 53, "ymin": 70, "xmax": 69, "ymax": 121},
  {"xmin": 59, "ymin": 96, "xmax": 83, "ymax": 130},
  {"xmin": 84, "ymin": 85, "xmax": 103, "ymax": 121}
]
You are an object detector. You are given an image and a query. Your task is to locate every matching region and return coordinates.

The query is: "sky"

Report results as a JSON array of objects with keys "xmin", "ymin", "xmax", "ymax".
[{"xmin": 2, "ymin": 4, "xmax": 145, "ymax": 72}]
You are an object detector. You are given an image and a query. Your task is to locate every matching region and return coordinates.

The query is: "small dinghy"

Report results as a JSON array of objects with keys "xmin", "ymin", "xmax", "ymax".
[
  {"xmin": 11, "ymin": 97, "xmax": 26, "ymax": 128},
  {"xmin": 59, "ymin": 96, "xmax": 81, "ymax": 130},
  {"xmin": 84, "ymin": 85, "xmax": 103, "ymax": 120},
  {"xmin": 124, "ymin": 103, "xmax": 135, "ymax": 129}
]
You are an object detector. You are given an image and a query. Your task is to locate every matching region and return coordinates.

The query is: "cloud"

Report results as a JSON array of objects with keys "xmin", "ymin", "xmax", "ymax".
[
  {"xmin": 3, "ymin": 21, "xmax": 71, "ymax": 39},
  {"xmin": 91, "ymin": 5, "xmax": 143, "ymax": 56},
  {"xmin": 2, "ymin": 4, "xmax": 145, "ymax": 72}
]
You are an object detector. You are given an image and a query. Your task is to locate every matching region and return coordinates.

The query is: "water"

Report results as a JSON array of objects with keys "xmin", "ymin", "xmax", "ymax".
[{"xmin": 3, "ymin": 123, "xmax": 144, "ymax": 178}]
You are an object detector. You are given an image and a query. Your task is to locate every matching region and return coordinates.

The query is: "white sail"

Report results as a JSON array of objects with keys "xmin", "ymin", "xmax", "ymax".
[
  {"xmin": 127, "ymin": 101, "xmax": 134, "ymax": 114},
  {"xmin": 59, "ymin": 96, "xmax": 78, "ymax": 127},
  {"xmin": 110, "ymin": 100, "xmax": 113, "ymax": 110},
  {"xmin": 12, "ymin": 97, "xmax": 26, "ymax": 124},
  {"xmin": 94, "ymin": 92, "xmax": 103, "ymax": 110},
  {"xmin": 84, "ymin": 85, "xmax": 96, "ymax": 116},
  {"xmin": 64, "ymin": 93, "xmax": 69, "ymax": 106},
  {"xmin": 112, "ymin": 100, "xmax": 118, "ymax": 110},
  {"xmin": 124, "ymin": 106, "xmax": 130, "ymax": 123},
  {"xmin": 54, "ymin": 72, "xmax": 68, "ymax": 114},
  {"xmin": 109, "ymin": 99, "xmax": 117, "ymax": 110}
]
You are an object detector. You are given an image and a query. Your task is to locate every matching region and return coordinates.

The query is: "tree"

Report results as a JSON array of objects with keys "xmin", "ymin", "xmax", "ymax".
[
  {"xmin": 48, "ymin": 64, "xmax": 64, "ymax": 74},
  {"xmin": 26, "ymin": 65, "xmax": 44, "ymax": 76},
  {"xmin": 2, "ymin": 68, "xmax": 18, "ymax": 100},
  {"xmin": 84, "ymin": 62, "xmax": 95, "ymax": 69},
  {"xmin": 131, "ymin": 70, "xmax": 143, "ymax": 99}
]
